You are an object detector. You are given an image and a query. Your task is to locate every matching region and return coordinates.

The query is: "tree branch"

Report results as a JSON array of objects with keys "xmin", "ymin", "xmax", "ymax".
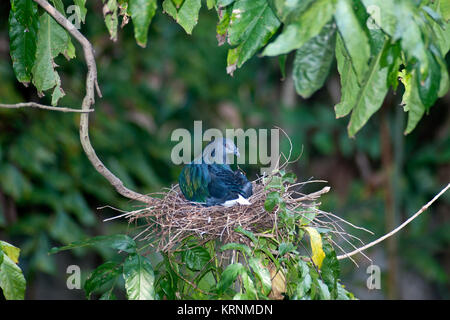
[
  {"xmin": 32, "ymin": 0, "xmax": 154, "ymax": 204},
  {"xmin": 0, "ymin": 102, "xmax": 93, "ymax": 113},
  {"xmin": 337, "ymin": 183, "xmax": 450, "ymax": 260}
]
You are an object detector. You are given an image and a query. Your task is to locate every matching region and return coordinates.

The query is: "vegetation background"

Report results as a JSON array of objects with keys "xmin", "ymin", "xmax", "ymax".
[{"xmin": 0, "ymin": 0, "xmax": 449, "ymax": 299}]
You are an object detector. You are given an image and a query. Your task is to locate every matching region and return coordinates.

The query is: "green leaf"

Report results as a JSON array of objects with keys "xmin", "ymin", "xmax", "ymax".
[
  {"xmin": 207, "ymin": 0, "xmax": 216, "ymax": 10},
  {"xmin": 248, "ymin": 258, "xmax": 272, "ymax": 295},
  {"xmin": 269, "ymin": 0, "xmax": 315, "ymax": 24},
  {"xmin": 84, "ymin": 261, "xmax": 121, "ymax": 299},
  {"xmin": 298, "ymin": 208, "xmax": 317, "ymax": 226},
  {"xmin": 278, "ymin": 242, "xmax": 295, "ymax": 256},
  {"xmin": 129, "ymin": 0, "xmax": 157, "ymax": 47},
  {"xmin": 334, "ymin": 33, "xmax": 359, "ymax": 118},
  {"xmin": 263, "ymin": 0, "xmax": 336, "ymax": 56},
  {"xmin": 163, "ymin": 0, "xmax": 202, "ymax": 34},
  {"xmin": 266, "ymin": 175, "xmax": 283, "ymax": 189},
  {"xmin": 182, "ymin": 246, "xmax": 211, "ymax": 271},
  {"xmin": 8, "ymin": 0, "xmax": 39, "ymax": 84},
  {"xmin": 0, "ymin": 253, "xmax": 26, "ymax": 300},
  {"xmin": 395, "ymin": 1, "xmax": 429, "ymax": 78},
  {"xmin": 321, "ymin": 243, "xmax": 340, "ymax": 299},
  {"xmin": 441, "ymin": 0, "xmax": 450, "ymax": 21},
  {"xmin": 226, "ymin": 0, "xmax": 280, "ymax": 72},
  {"xmin": 292, "ymin": 21, "xmax": 336, "ymax": 98},
  {"xmin": 0, "ymin": 163, "xmax": 31, "ymax": 199},
  {"xmin": 316, "ymin": 278, "xmax": 331, "ymax": 300},
  {"xmin": 235, "ymin": 226, "xmax": 258, "ymax": 244},
  {"xmin": 335, "ymin": 31, "xmax": 390, "ymax": 137},
  {"xmin": 216, "ymin": 263, "xmax": 245, "ymax": 293},
  {"xmin": 282, "ymin": 172, "xmax": 297, "ymax": 184},
  {"xmin": 264, "ymin": 191, "xmax": 281, "ymax": 212},
  {"xmin": 241, "ymin": 270, "xmax": 257, "ymax": 299},
  {"xmin": 49, "ymin": 234, "xmax": 137, "ymax": 254},
  {"xmin": 31, "ymin": 12, "xmax": 70, "ymax": 105},
  {"xmin": 103, "ymin": 0, "xmax": 119, "ymax": 41},
  {"xmin": 417, "ymin": 50, "xmax": 441, "ymax": 109},
  {"xmin": 334, "ymin": 0, "xmax": 370, "ymax": 85},
  {"xmin": 399, "ymin": 69, "xmax": 426, "ymax": 135},
  {"xmin": 73, "ymin": 0, "xmax": 87, "ymax": 23},
  {"xmin": 361, "ymin": 0, "xmax": 398, "ymax": 36},
  {"xmin": 220, "ymin": 243, "xmax": 252, "ymax": 256},
  {"xmin": 293, "ymin": 260, "xmax": 312, "ymax": 299},
  {"xmin": 0, "ymin": 241, "xmax": 20, "ymax": 264},
  {"xmin": 123, "ymin": 254, "xmax": 156, "ymax": 300}
]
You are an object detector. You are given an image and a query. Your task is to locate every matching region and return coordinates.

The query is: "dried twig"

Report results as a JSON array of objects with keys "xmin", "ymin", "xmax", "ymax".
[
  {"xmin": 337, "ymin": 183, "xmax": 450, "ymax": 260},
  {"xmin": 0, "ymin": 102, "xmax": 93, "ymax": 113}
]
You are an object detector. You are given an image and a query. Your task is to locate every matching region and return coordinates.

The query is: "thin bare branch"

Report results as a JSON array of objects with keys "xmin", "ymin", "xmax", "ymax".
[
  {"xmin": 0, "ymin": 102, "xmax": 93, "ymax": 113},
  {"xmin": 33, "ymin": 0, "xmax": 153, "ymax": 204},
  {"xmin": 337, "ymin": 183, "xmax": 450, "ymax": 260}
]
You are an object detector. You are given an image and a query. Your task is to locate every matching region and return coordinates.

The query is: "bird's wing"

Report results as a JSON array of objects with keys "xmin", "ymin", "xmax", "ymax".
[
  {"xmin": 178, "ymin": 164, "xmax": 211, "ymax": 203},
  {"xmin": 207, "ymin": 165, "xmax": 252, "ymax": 202}
]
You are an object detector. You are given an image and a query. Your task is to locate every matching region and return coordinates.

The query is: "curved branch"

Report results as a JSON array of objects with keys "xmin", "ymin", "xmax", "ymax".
[
  {"xmin": 34, "ymin": 0, "xmax": 154, "ymax": 204},
  {"xmin": 337, "ymin": 183, "xmax": 450, "ymax": 260},
  {"xmin": 0, "ymin": 102, "xmax": 93, "ymax": 113}
]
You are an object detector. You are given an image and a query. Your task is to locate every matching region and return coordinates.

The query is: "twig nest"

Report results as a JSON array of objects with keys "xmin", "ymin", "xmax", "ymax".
[{"xmin": 127, "ymin": 170, "xmax": 333, "ymax": 253}]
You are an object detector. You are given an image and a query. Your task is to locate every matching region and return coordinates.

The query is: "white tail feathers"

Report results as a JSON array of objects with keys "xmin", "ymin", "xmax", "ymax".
[{"xmin": 222, "ymin": 194, "xmax": 251, "ymax": 207}]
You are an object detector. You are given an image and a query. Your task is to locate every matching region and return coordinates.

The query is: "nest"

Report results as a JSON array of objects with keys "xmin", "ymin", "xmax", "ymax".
[{"xmin": 112, "ymin": 169, "xmax": 369, "ymax": 260}]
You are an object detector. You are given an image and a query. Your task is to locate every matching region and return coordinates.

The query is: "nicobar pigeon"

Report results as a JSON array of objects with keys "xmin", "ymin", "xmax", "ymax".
[{"xmin": 178, "ymin": 138, "xmax": 253, "ymax": 207}]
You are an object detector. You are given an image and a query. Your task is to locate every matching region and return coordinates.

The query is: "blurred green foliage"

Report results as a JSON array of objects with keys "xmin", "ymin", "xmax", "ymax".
[{"xmin": 0, "ymin": 1, "xmax": 449, "ymax": 299}]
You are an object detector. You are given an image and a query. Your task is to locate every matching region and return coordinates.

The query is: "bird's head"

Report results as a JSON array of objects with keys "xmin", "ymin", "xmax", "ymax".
[{"xmin": 202, "ymin": 137, "xmax": 239, "ymax": 164}]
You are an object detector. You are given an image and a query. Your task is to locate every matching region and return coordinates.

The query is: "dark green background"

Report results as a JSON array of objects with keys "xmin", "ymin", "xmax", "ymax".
[{"xmin": 0, "ymin": 1, "xmax": 449, "ymax": 299}]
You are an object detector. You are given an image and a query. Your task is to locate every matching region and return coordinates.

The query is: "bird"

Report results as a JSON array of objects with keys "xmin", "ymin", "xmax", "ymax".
[{"xmin": 178, "ymin": 138, "xmax": 253, "ymax": 207}]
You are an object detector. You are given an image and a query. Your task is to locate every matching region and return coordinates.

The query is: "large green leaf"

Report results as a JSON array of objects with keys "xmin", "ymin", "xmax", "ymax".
[
  {"xmin": 8, "ymin": 0, "xmax": 39, "ymax": 84},
  {"xmin": 335, "ymin": 31, "xmax": 390, "ymax": 137},
  {"xmin": 395, "ymin": 1, "xmax": 429, "ymax": 78},
  {"xmin": 248, "ymin": 258, "xmax": 272, "ymax": 295},
  {"xmin": 292, "ymin": 21, "xmax": 336, "ymax": 98},
  {"xmin": 262, "ymin": 0, "xmax": 336, "ymax": 56},
  {"xmin": 182, "ymin": 246, "xmax": 211, "ymax": 271},
  {"xmin": 226, "ymin": 0, "xmax": 280, "ymax": 73},
  {"xmin": 31, "ymin": 13, "xmax": 70, "ymax": 105},
  {"xmin": 129, "ymin": 0, "xmax": 157, "ymax": 47},
  {"xmin": 334, "ymin": 0, "xmax": 370, "ymax": 85},
  {"xmin": 0, "ymin": 241, "xmax": 20, "ymax": 264},
  {"xmin": 84, "ymin": 261, "xmax": 121, "ymax": 299},
  {"xmin": 162, "ymin": 0, "xmax": 202, "ymax": 34},
  {"xmin": 334, "ymin": 33, "xmax": 360, "ymax": 118},
  {"xmin": 123, "ymin": 254, "xmax": 155, "ymax": 300},
  {"xmin": 216, "ymin": 263, "xmax": 245, "ymax": 293},
  {"xmin": 49, "ymin": 234, "xmax": 137, "ymax": 254},
  {"xmin": 0, "ymin": 253, "xmax": 26, "ymax": 300}
]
